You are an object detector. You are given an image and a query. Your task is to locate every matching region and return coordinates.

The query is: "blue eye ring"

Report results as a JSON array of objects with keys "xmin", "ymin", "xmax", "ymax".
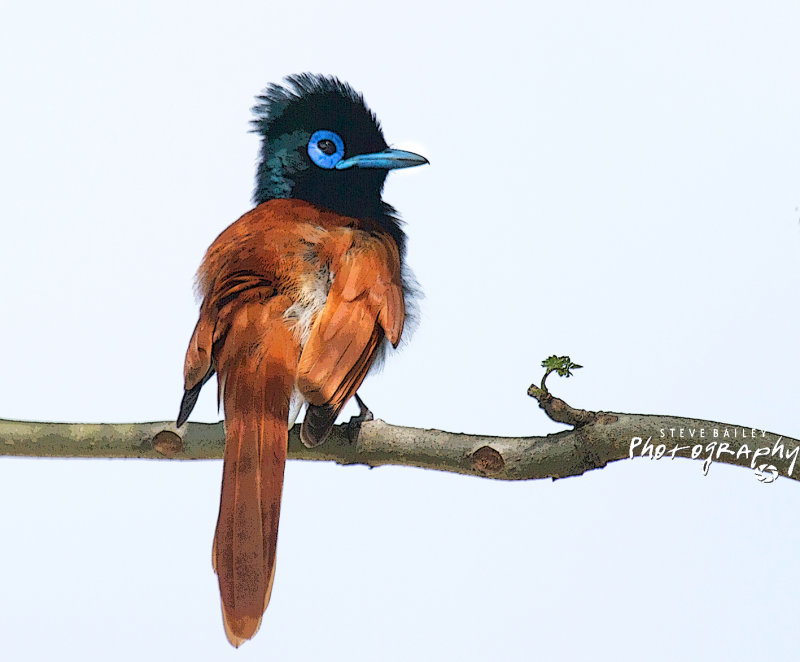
[{"xmin": 307, "ymin": 130, "xmax": 345, "ymax": 169}]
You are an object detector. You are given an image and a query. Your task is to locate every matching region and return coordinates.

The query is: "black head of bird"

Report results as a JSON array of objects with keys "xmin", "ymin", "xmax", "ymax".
[{"xmin": 251, "ymin": 73, "xmax": 428, "ymax": 251}]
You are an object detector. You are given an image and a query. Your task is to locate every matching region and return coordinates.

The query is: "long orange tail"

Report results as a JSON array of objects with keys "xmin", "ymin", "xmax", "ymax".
[{"xmin": 211, "ymin": 298, "xmax": 299, "ymax": 646}]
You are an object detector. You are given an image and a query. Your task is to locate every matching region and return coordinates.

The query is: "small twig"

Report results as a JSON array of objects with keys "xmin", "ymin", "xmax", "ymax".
[{"xmin": 527, "ymin": 355, "xmax": 596, "ymax": 427}]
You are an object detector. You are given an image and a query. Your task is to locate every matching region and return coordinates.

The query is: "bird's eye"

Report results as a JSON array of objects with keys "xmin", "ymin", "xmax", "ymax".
[
  {"xmin": 317, "ymin": 139, "xmax": 337, "ymax": 155},
  {"xmin": 307, "ymin": 130, "xmax": 345, "ymax": 169}
]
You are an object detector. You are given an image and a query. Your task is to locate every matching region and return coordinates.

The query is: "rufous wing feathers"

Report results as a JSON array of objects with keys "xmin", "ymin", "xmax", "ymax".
[{"xmin": 297, "ymin": 237, "xmax": 404, "ymax": 447}]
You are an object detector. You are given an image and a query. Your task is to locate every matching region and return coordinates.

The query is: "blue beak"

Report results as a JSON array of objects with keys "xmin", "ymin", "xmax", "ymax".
[{"xmin": 335, "ymin": 148, "xmax": 429, "ymax": 170}]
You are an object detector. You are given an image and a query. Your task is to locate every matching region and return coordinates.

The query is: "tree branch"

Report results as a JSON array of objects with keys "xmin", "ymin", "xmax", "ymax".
[{"xmin": 2, "ymin": 392, "xmax": 798, "ymax": 483}]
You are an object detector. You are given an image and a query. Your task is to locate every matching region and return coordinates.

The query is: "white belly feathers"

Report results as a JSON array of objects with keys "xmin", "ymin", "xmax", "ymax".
[{"xmin": 284, "ymin": 261, "xmax": 332, "ymax": 427}]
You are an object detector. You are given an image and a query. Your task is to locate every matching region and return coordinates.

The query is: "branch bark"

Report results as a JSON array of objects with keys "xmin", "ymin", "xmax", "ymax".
[{"xmin": 1, "ymin": 392, "xmax": 798, "ymax": 483}]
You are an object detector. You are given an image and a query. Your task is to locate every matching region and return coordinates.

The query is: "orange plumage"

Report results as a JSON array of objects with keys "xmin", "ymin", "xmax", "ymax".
[{"xmin": 182, "ymin": 200, "xmax": 404, "ymax": 644}]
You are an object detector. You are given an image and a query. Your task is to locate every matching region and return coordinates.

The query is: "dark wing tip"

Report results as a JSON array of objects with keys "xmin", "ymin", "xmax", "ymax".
[
  {"xmin": 176, "ymin": 386, "xmax": 200, "ymax": 427},
  {"xmin": 300, "ymin": 404, "xmax": 338, "ymax": 448},
  {"xmin": 177, "ymin": 367, "xmax": 216, "ymax": 427}
]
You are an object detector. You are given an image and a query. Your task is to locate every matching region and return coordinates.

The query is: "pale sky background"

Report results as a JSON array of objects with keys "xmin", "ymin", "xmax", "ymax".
[{"xmin": 1, "ymin": 1, "xmax": 799, "ymax": 660}]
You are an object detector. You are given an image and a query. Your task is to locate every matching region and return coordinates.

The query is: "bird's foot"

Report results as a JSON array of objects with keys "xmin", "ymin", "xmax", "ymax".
[{"xmin": 347, "ymin": 393, "xmax": 374, "ymax": 443}]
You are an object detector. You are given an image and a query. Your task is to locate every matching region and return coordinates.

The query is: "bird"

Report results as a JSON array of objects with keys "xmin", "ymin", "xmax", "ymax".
[{"xmin": 176, "ymin": 73, "xmax": 427, "ymax": 646}]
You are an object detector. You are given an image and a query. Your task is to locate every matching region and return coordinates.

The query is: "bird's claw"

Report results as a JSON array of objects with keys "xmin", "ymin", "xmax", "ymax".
[{"xmin": 347, "ymin": 393, "xmax": 374, "ymax": 443}]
